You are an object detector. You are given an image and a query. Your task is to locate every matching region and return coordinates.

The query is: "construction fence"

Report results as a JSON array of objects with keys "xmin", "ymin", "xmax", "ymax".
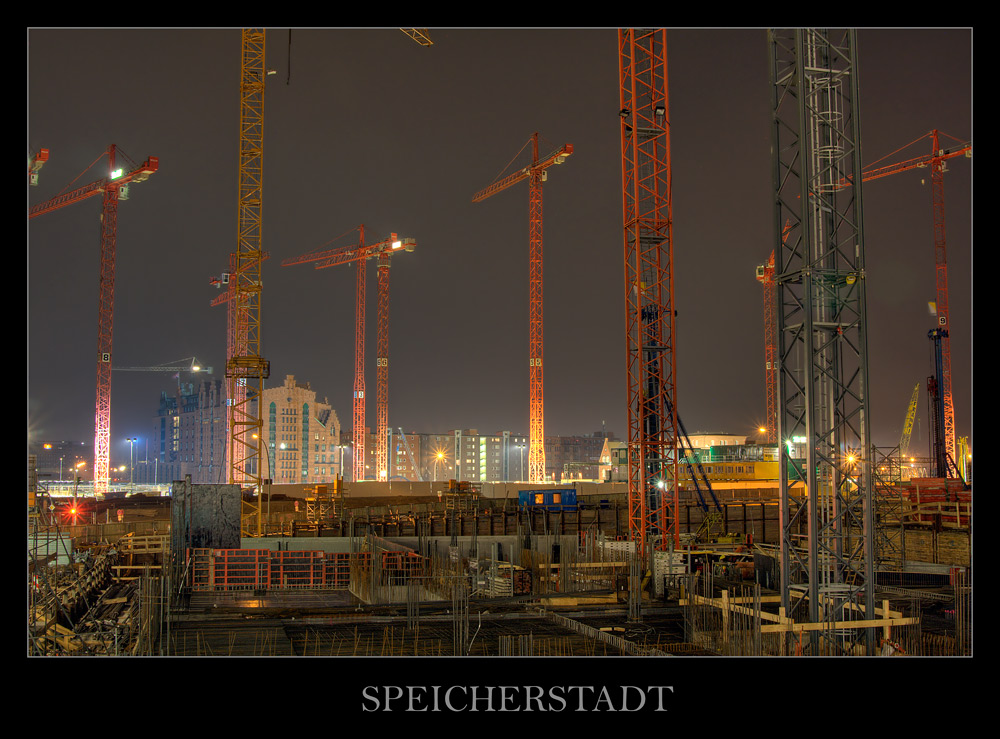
[{"xmin": 185, "ymin": 547, "xmax": 425, "ymax": 592}]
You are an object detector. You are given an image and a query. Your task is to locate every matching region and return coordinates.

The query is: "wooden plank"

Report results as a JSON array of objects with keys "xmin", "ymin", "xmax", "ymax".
[{"xmin": 760, "ymin": 617, "xmax": 919, "ymax": 634}]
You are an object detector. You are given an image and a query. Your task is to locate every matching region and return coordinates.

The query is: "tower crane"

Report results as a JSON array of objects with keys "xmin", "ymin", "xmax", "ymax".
[
  {"xmin": 899, "ymin": 382, "xmax": 920, "ymax": 458},
  {"xmin": 229, "ymin": 28, "xmax": 273, "ymax": 537},
  {"xmin": 757, "ymin": 131, "xmax": 970, "ymax": 461},
  {"xmin": 29, "ymin": 145, "xmax": 159, "ymax": 497},
  {"xmin": 754, "ymin": 219, "xmax": 792, "ymax": 446},
  {"xmin": 282, "ymin": 227, "xmax": 416, "ymax": 483},
  {"xmin": 472, "ymin": 132, "xmax": 573, "ymax": 484},
  {"xmin": 209, "ymin": 250, "xmax": 269, "ymax": 474},
  {"xmin": 619, "ymin": 28, "xmax": 677, "ymax": 555},
  {"xmin": 114, "ymin": 357, "xmax": 209, "ymax": 373},
  {"xmin": 857, "ymin": 130, "xmax": 970, "ymax": 465},
  {"xmin": 114, "ymin": 357, "xmax": 211, "ymax": 393}
]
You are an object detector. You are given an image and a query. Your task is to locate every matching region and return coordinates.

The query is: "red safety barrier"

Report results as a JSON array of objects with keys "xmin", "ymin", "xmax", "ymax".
[{"xmin": 270, "ymin": 550, "xmax": 325, "ymax": 589}]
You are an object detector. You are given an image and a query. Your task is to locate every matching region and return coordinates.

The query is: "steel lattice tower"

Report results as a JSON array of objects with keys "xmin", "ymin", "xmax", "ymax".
[
  {"xmin": 376, "ymin": 252, "xmax": 392, "ymax": 481},
  {"xmin": 769, "ymin": 28, "xmax": 875, "ymax": 653},
  {"xmin": 619, "ymin": 29, "xmax": 678, "ymax": 556},
  {"xmin": 227, "ymin": 29, "xmax": 270, "ymax": 536},
  {"xmin": 93, "ymin": 145, "xmax": 120, "ymax": 497},
  {"xmin": 756, "ymin": 250, "xmax": 778, "ymax": 445},
  {"xmin": 525, "ymin": 137, "xmax": 546, "ymax": 485},
  {"xmin": 353, "ymin": 227, "xmax": 368, "ymax": 483}
]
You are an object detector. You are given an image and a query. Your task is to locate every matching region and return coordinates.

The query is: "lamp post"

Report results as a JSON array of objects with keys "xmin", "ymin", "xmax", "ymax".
[
  {"xmin": 127, "ymin": 438, "xmax": 137, "ymax": 494},
  {"xmin": 253, "ymin": 433, "xmax": 274, "ymax": 532},
  {"xmin": 434, "ymin": 451, "xmax": 444, "ymax": 482},
  {"xmin": 71, "ymin": 461, "xmax": 85, "ymax": 524},
  {"xmin": 517, "ymin": 444, "xmax": 525, "ymax": 482}
]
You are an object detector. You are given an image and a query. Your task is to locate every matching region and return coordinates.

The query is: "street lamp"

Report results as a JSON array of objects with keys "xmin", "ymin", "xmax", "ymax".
[
  {"xmin": 252, "ymin": 433, "xmax": 274, "ymax": 532},
  {"xmin": 434, "ymin": 451, "xmax": 444, "ymax": 482},
  {"xmin": 127, "ymin": 438, "xmax": 137, "ymax": 494},
  {"xmin": 71, "ymin": 461, "xmax": 85, "ymax": 524}
]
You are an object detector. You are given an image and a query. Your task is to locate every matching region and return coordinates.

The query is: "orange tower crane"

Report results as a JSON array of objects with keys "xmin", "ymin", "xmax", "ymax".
[
  {"xmin": 756, "ymin": 131, "xmax": 970, "ymax": 459},
  {"xmin": 29, "ymin": 145, "xmax": 158, "ymax": 497},
  {"xmin": 472, "ymin": 133, "xmax": 573, "ymax": 484},
  {"xmin": 855, "ymin": 130, "xmax": 970, "ymax": 464},
  {"xmin": 282, "ymin": 227, "xmax": 416, "ymax": 483},
  {"xmin": 619, "ymin": 28, "xmax": 677, "ymax": 554},
  {"xmin": 754, "ymin": 219, "xmax": 792, "ymax": 445}
]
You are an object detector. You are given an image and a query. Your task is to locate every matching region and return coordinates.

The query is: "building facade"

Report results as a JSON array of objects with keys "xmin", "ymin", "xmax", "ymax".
[
  {"xmin": 28, "ymin": 440, "xmax": 90, "ymax": 484},
  {"xmin": 347, "ymin": 429, "xmax": 618, "ymax": 484},
  {"xmin": 146, "ymin": 378, "xmax": 226, "ymax": 485},
  {"xmin": 261, "ymin": 375, "xmax": 342, "ymax": 485}
]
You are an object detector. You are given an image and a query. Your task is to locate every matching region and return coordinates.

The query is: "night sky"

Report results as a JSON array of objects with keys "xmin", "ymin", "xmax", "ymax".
[{"xmin": 27, "ymin": 28, "xmax": 972, "ymax": 470}]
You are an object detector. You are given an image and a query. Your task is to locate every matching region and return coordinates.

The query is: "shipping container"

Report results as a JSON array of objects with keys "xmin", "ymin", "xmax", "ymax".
[{"xmin": 517, "ymin": 488, "xmax": 577, "ymax": 511}]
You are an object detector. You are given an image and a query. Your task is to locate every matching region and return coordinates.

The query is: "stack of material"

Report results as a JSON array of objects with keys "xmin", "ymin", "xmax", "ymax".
[{"xmin": 512, "ymin": 568, "xmax": 533, "ymax": 595}]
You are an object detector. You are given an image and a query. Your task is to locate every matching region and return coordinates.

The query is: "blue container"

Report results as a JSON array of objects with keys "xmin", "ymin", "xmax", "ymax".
[{"xmin": 518, "ymin": 488, "xmax": 577, "ymax": 511}]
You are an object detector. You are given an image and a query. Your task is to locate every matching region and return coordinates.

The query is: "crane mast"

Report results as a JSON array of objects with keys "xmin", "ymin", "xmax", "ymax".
[
  {"xmin": 473, "ymin": 133, "xmax": 573, "ymax": 484},
  {"xmin": 228, "ymin": 29, "xmax": 271, "ymax": 537},
  {"xmin": 619, "ymin": 28, "xmax": 677, "ymax": 556},
  {"xmin": 210, "ymin": 250, "xmax": 269, "ymax": 476}
]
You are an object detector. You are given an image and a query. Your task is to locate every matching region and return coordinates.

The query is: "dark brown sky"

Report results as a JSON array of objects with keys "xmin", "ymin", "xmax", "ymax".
[{"xmin": 27, "ymin": 28, "xmax": 972, "ymax": 466}]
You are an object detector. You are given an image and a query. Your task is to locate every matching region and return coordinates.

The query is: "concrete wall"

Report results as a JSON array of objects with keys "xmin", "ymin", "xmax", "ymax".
[
  {"xmin": 171, "ymin": 480, "xmax": 241, "ymax": 553},
  {"xmin": 903, "ymin": 529, "xmax": 971, "ymax": 568},
  {"xmin": 266, "ymin": 480, "xmax": 628, "ymax": 500},
  {"xmin": 241, "ymin": 536, "xmax": 354, "ymax": 554}
]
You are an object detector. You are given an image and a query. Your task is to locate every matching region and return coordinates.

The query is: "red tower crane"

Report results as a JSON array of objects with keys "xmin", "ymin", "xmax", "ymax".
[
  {"xmin": 619, "ymin": 29, "xmax": 677, "ymax": 554},
  {"xmin": 756, "ymin": 130, "xmax": 970, "ymax": 461},
  {"xmin": 282, "ymin": 227, "xmax": 415, "ymax": 483},
  {"xmin": 472, "ymin": 132, "xmax": 573, "ymax": 484},
  {"xmin": 857, "ymin": 130, "xmax": 970, "ymax": 464},
  {"xmin": 210, "ymin": 250, "xmax": 269, "ymax": 475},
  {"xmin": 755, "ymin": 219, "xmax": 792, "ymax": 446},
  {"xmin": 29, "ymin": 145, "xmax": 158, "ymax": 497}
]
